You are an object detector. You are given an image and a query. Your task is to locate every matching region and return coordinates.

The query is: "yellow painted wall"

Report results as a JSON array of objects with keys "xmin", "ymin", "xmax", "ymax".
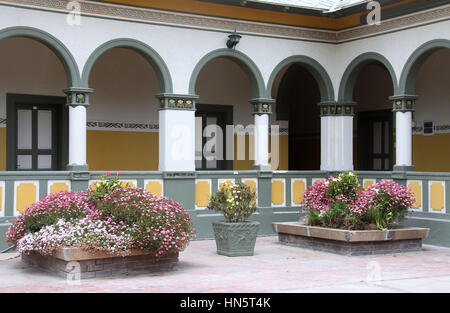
[
  {"xmin": 0, "ymin": 128, "xmax": 5, "ymax": 171},
  {"xmin": 233, "ymin": 134, "xmax": 288, "ymax": 170},
  {"xmin": 413, "ymin": 134, "xmax": 450, "ymax": 172},
  {"xmin": 107, "ymin": 0, "xmax": 418, "ymax": 30},
  {"xmin": 87, "ymin": 130, "xmax": 159, "ymax": 171}
]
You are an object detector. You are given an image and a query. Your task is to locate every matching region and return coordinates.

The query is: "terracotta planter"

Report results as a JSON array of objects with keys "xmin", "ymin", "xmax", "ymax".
[
  {"xmin": 212, "ymin": 221, "xmax": 260, "ymax": 257},
  {"xmin": 22, "ymin": 247, "xmax": 179, "ymax": 279},
  {"xmin": 273, "ymin": 221, "xmax": 429, "ymax": 256}
]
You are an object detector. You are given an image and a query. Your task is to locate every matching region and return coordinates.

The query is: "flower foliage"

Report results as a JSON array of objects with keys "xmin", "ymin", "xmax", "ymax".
[
  {"xmin": 6, "ymin": 177, "xmax": 195, "ymax": 259},
  {"xmin": 207, "ymin": 182, "xmax": 257, "ymax": 223},
  {"xmin": 5, "ymin": 190, "xmax": 91, "ymax": 245},
  {"xmin": 302, "ymin": 171, "xmax": 415, "ymax": 230}
]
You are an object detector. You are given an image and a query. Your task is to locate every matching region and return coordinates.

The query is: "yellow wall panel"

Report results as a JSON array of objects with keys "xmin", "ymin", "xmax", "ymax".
[
  {"xmin": 87, "ymin": 130, "xmax": 158, "ymax": 171},
  {"xmin": 146, "ymin": 181, "xmax": 162, "ymax": 196},
  {"xmin": 49, "ymin": 182, "xmax": 69, "ymax": 194},
  {"xmin": 408, "ymin": 181, "xmax": 422, "ymax": 209},
  {"xmin": 429, "ymin": 182, "xmax": 445, "ymax": 212},
  {"xmin": 272, "ymin": 180, "xmax": 285, "ymax": 206},
  {"xmin": 195, "ymin": 180, "xmax": 211, "ymax": 208},
  {"xmin": 292, "ymin": 180, "xmax": 306, "ymax": 205},
  {"xmin": 16, "ymin": 182, "xmax": 37, "ymax": 214},
  {"xmin": 364, "ymin": 180, "xmax": 375, "ymax": 189},
  {"xmin": 120, "ymin": 181, "xmax": 136, "ymax": 188}
]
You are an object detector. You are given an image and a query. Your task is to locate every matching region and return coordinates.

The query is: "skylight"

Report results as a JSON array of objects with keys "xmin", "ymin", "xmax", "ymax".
[{"xmin": 248, "ymin": 0, "xmax": 370, "ymax": 12}]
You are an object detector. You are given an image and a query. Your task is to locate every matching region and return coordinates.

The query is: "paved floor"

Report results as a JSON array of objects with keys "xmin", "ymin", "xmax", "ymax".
[{"xmin": 1, "ymin": 236, "xmax": 450, "ymax": 293}]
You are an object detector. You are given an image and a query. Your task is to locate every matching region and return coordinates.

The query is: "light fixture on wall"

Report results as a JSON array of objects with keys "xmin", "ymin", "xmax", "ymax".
[{"xmin": 226, "ymin": 30, "xmax": 242, "ymax": 49}]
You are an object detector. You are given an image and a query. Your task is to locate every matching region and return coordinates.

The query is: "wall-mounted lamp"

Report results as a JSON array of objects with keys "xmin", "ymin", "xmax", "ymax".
[{"xmin": 226, "ymin": 30, "xmax": 242, "ymax": 49}]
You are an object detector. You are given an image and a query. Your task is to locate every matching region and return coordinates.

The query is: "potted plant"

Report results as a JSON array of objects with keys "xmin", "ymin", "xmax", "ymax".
[
  {"xmin": 207, "ymin": 181, "xmax": 259, "ymax": 256},
  {"xmin": 6, "ymin": 173, "xmax": 195, "ymax": 279},
  {"xmin": 273, "ymin": 171, "xmax": 429, "ymax": 255}
]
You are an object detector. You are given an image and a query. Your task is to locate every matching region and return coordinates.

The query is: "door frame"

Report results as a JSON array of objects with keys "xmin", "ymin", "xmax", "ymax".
[
  {"xmin": 196, "ymin": 103, "xmax": 233, "ymax": 170},
  {"xmin": 6, "ymin": 94, "xmax": 69, "ymax": 171},
  {"xmin": 357, "ymin": 109, "xmax": 394, "ymax": 171}
]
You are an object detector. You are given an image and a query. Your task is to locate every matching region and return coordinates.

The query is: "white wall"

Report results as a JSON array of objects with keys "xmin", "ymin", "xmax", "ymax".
[
  {"xmin": 88, "ymin": 47, "xmax": 160, "ymax": 125},
  {"xmin": 415, "ymin": 48, "xmax": 450, "ymax": 127},
  {"xmin": 0, "ymin": 4, "xmax": 449, "ymax": 126}
]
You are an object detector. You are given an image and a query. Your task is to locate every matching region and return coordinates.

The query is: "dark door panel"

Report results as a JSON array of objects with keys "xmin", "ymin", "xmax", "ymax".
[
  {"xmin": 357, "ymin": 109, "xmax": 393, "ymax": 171},
  {"xmin": 7, "ymin": 94, "xmax": 68, "ymax": 171}
]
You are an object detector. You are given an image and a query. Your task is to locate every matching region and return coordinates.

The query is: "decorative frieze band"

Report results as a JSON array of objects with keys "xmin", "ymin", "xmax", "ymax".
[
  {"xmin": 318, "ymin": 101, "xmax": 355, "ymax": 116},
  {"xmin": 249, "ymin": 98, "xmax": 274, "ymax": 115},
  {"xmin": 155, "ymin": 94, "xmax": 199, "ymax": 110},
  {"xmin": 390, "ymin": 95, "xmax": 417, "ymax": 112},
  {"xmin": 1, "ymin": 0, "xmax": 448, "ymax": 43}
]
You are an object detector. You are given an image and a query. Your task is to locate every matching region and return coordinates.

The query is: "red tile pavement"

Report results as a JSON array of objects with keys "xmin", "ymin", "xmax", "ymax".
[{"xmin": 1, "ymin": 236, "xmax": 450, "ymax": 293}]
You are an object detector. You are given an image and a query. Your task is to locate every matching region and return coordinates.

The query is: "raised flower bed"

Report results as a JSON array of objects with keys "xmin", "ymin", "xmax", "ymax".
[
  {"xmin": 273, "ymin": 171, "xmax": 429, "ymax": 255},
  {"xmin": 6, "ymin": 173, "xmax": 194, "ymax": 279}
]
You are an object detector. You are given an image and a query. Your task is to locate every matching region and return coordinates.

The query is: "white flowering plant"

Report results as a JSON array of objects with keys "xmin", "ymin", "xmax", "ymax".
[{"xmin": 207, "ymin": 182, "xmax": 257, "ymax": 223}]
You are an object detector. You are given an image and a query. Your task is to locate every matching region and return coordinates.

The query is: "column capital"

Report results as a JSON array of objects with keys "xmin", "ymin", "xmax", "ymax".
[
  {"xmin": 63, "ymin": 87, "xmax": 93, "ymax": 108},
  {"xmin": 389, "ymin": 94, "xmax": 418, "ymax": 112},
  {"xmin": 249, "ymin": 98, "xmax": 274, "ymax": 115},
  {"xmin": 318, "ymin": 101, "xmax": 356, "ymax": 116},
  {"xmin": 155, "ymin": 93, "xmax": 199, "ymax": 111}
]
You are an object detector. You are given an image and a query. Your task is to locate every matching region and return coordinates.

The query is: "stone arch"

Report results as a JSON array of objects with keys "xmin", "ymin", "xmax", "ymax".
[
  {"xmin": 189, "ymin": 48, "xmax": 265, "ymax": 99},
  {"xmin": 0, "ymin": 26, "xmax": 80, "ymax": 86},
  {"xmin": 338, "ymin": 52, "xmax": 398, "ymax": 102},
  {"xmin": 267, "ymin": 55, "xmax": 335, "ymax": 101},
  {"xmin": 81, "ymin": 38, "xmax": 173, "ymax": 93},
  {"xmin": 399, "ymin": 39, "xmax": 450, "ymax": 95}
]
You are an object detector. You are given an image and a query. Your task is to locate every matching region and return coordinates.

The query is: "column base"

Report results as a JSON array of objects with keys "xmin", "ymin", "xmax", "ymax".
[
  {"xmin": 393, "ymin": 165, "xmax": 415, "ymax": 172},
  {"xmin": 252, "ymin": 164, "xmax": 272, "ymax": 171},
  {"xmin": 67, "ymin": 164, "xmax": 89, "ymax": 171}
]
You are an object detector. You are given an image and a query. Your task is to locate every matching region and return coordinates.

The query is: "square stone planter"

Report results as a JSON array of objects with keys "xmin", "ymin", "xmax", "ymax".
[
  {"xmin": 273, "ymin": 221, "xmax": 429, "ymax": 256},
  {"xmin": 21, "ymin": 248, "xmax": 179, "ymax": 279},
  {"xmin": 212, "ymin": 221, "xmax": 260, "ymax": 257}
]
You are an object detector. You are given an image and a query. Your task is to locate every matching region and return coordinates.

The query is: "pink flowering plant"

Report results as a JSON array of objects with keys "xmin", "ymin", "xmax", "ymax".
[
  {"xmin": 302, "ymin": 171, "xmax": 415, "ymax": 230},
  {"xmin": 6, "ymin": 177, "xmax": 195, "ymax": 259},
  {"xmin": 5, "ymin": 190, "xmax": 92, "ymax": 245},
  {"xmin": 356, "ymin": 180, "xmax": 415, "ymax": 230}
]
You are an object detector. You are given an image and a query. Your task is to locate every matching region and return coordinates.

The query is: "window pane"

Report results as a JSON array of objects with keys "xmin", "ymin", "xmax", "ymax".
[
  {"xmin": 17, "ymin": 155, "xmax": 32, "ymax": 170},
  {"xmin": 37, "ymin": 155, "xmax": 52, "ymax": 169},
  {"xmin": 17, "ymin": 110, "xmax": 32, "ymax": 149},
  {"xmin": 384, "ymin": 121, "xmax": 389, "ymax": 154},
  {"xmin": 37, "ymin": 110, "xmax": 52, "ymax": 150},
  {"xmin": 373, "ymin": 121, "xmax": 382, "ymax": 154}
]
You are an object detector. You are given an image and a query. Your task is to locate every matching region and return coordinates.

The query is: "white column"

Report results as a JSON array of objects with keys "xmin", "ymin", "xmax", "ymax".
[
  {"xmin": 333, "ymin": 115, "xmax": 354, "ymax": 171},
  {"xmin": 395, "ymin": 111, "xmax": 412, "ymax": 167},
  {"xmin": 68, "ymin": 105, "xmax": 87, "ymax": 167},
  {"xmin": 391, "ymin": 95, "xmax": 416, "ymax": 170},
  {"xmin": 64, "ymin": 88, "xmax": 92, "ymax": 170},
  {"xmin": 320, "ymin": 115, "xmax": 334, "ymax": 171},
  {"xmin": 250, "ymin": 99, "xmax": 273, "ymax": 171},
  {"xmin": 157, "ymin": 95, "xmax": 197, "ymax": 172},
  {"xmin": 254, "ymin": 113, "xmax": 270, "ymax": 169},
  {"xmin": 319, "ymin": 102, "xmax": 354, "ymax": 172}
]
